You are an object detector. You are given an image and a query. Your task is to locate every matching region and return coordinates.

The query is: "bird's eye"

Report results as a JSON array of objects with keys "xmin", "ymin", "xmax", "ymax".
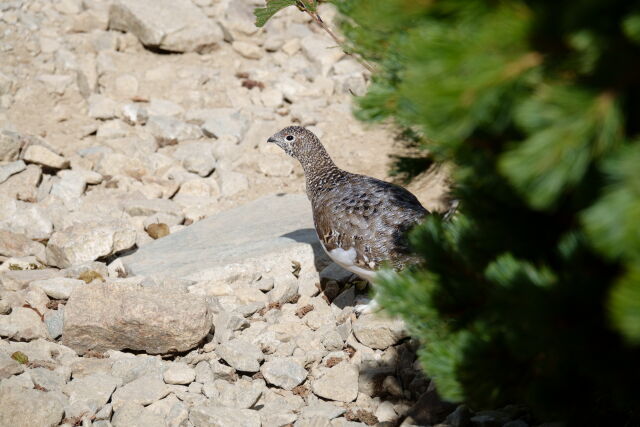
[{"xmin": 285, "ymin": 135, "xmax": 294, "ymax": 141}]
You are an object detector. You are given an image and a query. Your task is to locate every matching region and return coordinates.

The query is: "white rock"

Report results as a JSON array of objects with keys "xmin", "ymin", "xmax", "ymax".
[
  {"xmin": 111, "ymin": 402, "xmax": 166, "ymax": 427},
  {"xmin": 148, "ymin": 98, "xmax": 184, "ymax": 117},
  {"xmin": 232, "ymin": 41, "xmax": 263, "ymax": 59},
  {"xmin": 260, "ymin": 357, "xmax": 307, "ymax": 390},
  {"xmin": 0, "ymin": 307, "xmax": 49, "ymax": 340},
  {"xmin": 96, "ymin": 119, "xmax": 130, "ymax": 139},
  {"xmin": 147, "ymin": 115, "xmax": 201, "ymax": 146},
  {"xmin": 300, "ymin": 401, "xmax": 346, "ymax": 420},
  {"xmin": 88, "ymin": 94, "xmax": 118, "ymax": 119},
  {"xmin": 121, "ymin": 198, "xmax": 182, "ymax": 217},
  {"xmin": 260, "ymin": 88, "xmax": 284, "ymax": 108},
  {"xmin": 209, "ymin": 378, "xmax": 263, "ymax": 409},
  {"xmin": 163, "ymin": 362, "xmax": 196, "ymax": 385},
  {"xmin": 45, "ymin": 220, "xmax": 137, "ymax": 268},
  {"xmin": 22, "ymin": 145, "xmax": 69, "ymax": 169},
  {"xmin": 352, "ymin": 314, "xmax": 408, "ymax": 350},
  {"xmin": 0, "ymin": 164, "xmax": 41, "ymax": 202},
  {"xmin": 63, "ymin": 373, "xmax": 121, "ymax": 418},
  {"xmin": 0, "ymin": 159, "xmax": 26, "ymax": 184},
  {"xmin": 109, "ymin": 0, "xmax": 224, "ymax": 52},
  {"xmin": 172, "ymin": 141, "xmax": 216, "ymax": 177},
  {"xmin": 114, "ymin": 74, "xmax": 139, "ymax": 98},
  {"xmin": 218, "ymin": 169, "xmax": 248, "ymax": 197},
  {"xmin": 216, "ymin": 339, "xmax": 264, "ymax": 372},
  {"xmin": 37, "ymin": 74, "xmax": 74, "ymax": 95},
  {"xmin": 111, "ymin": 374, "xmax": 171, "ymax": 409},
  {"xmin": 30, "ymin": 277, "xmax": 84, "ymax": 299},
  {"xmin": 0, "ymin": 130, "xmax": 22, "ymax": 162},
  {"xmin": 312, "ymin": 362, "xmax": 359, "ymax": 402},
  {"xmin": 301, "ymin": 35, "xmax": 345, "ymax": 76},
  {"xmin": 0, "ymin": 352, "xmax": 24, "ymax": 379},
  {"xmin": 198, "ymin": 108, "xmax": 249, "ymax": 140},
  {"xmin": 189, "ymin": 404, "xmax": 261, "ymax": 427},
  {"xmin": 0, "ymin": 201, "xmax": 52, "ymax": 240},
  {"xmin": 50, "ymin": 170, "xmax": 87, "ymax": 202},
  {"xmin": 0, "ymin": 386, "xmax": 64, "ymax": 427},
  {"xmin": 121, "ymin": 103, "xmax": 149, "ymax": 125},
  {"xmin": 0, "ymin": 230, "xmax": 45, "ymax": 261},
  {"xmin": 258, "ymin": 153, "xmax": 294, "ymax": 177}
]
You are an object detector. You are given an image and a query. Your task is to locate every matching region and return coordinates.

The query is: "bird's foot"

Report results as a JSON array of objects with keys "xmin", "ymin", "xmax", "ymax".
[{"xmin": 354, "ymin": 296, "xmax": 381, "ymax": 316}]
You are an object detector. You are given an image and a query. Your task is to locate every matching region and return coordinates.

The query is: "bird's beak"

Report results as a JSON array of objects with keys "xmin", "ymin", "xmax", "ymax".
[{"xmin": 267, "ymin": 137, "xmax": 277, "ymax": 143}]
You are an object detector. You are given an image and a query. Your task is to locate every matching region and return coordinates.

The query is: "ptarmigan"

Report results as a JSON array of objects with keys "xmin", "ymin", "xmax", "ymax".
[{"xmin": 268, "ymin": 126, "xmax": 429, "ymax": 313}]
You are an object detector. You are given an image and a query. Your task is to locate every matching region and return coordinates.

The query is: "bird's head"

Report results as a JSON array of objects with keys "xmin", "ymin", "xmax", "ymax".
[{"xmin": 267, "ymin": 126, "xmax": 320, "ymax": 160}]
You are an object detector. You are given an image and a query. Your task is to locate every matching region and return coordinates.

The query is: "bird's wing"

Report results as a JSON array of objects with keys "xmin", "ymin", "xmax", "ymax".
[{"xmin": 313, "ymin": 174, "xmax": 428, "ymax": 271}]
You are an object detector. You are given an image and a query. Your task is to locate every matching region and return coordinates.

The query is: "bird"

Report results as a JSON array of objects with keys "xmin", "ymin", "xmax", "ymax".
[{"xmin": 267, "ymin": 126, "xmax": 430, "ymax": 314}]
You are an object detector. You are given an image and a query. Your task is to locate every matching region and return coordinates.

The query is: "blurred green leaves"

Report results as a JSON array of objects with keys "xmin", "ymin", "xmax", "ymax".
[{"xmin": 254, "ymin": 0, "xmax": 317, "ymax": 27}]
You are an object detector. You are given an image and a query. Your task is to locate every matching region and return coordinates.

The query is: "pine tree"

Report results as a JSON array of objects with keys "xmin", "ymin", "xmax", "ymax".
[{"xmin": 328, "ymin": 0, "xmax": 640, "ymax": 424}]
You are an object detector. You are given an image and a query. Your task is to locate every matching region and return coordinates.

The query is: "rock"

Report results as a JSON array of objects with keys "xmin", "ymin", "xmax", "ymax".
[
  {"xmin": 300, "ymin": 401, "xmax": 346, "ymax": 420},
  {"xmin": 208, "ymin": 378, "xmax": 263, "ymax": 409},
  {"xmin": 232, "ymin": 41, "xmax": 263, "ymax": 59},
  {"xmin": 109, "ymin": 0, "xmax": 224, "ymax": 53},
  {"xmin": 63, "ymin": 284, "xmax": 212, "ymax": 354},
  {"xmin": 114, "ymin": 74, "xmax": 139, "ymax": 98},
  {"xmin": 22, "ymin": 145, "xmax": 69, "ymax": 169},
  {"xmin": 353, "ymin": 314, "xmax": 408, "ymax": 350},
  {"xmin": 121, "ymin": 103, "xmax": 148, "ymax": 125},
  {"xmin": 312, "ymin": 362, "xmax": 359, "ymax": 402},
  {"xmin": 0, "ymin": 200, "xmax": 51, "ymax": 239},
  {"xmin": 120, "ymin": 194, "xmax": 329, "ymax": 280},
  {"xmin": 44, "ymin": 309, "xmax": 64, "ymax": 339},
  {"xmin": 45, "ymin": 220, "xmax": 137, "ymax": 268},
  {"xmin": 0, "ymin": 230, "xmax": 45, "ymax": 261},
  {"xmin": 122, "ymin": 198, "xmax": 182, "ymax": 217},
  {"xmin": 63, "ymin": 373, "xmax": 121, "ymax": 417},
  {"xmin": 111, "ymin": 402, "xmax": 166, "ymax": 427},
  {"xmin": 37, "ymin": 74, "xmax": 74, "ymax": 95},
  {"xmin": 163, "ymin": 362, "xmax": 196, "ymax": 385},
  {"xmin": 258, "ymin": 153, "xmax": 294, "ymax": 177},
  {"xmin": 216, "ymin": 339, "xmax": 264, "ymax": 372},
  {"xmin": 301, "ymin": 35, "xmax": 345, "ymax": 76},
  {"xmin": 218, "ymin": 169, "xmax": 248, "ymax": 197},
  {"xmin": 260, "ymin": 88, "xmax": 284, "ymax": 108},
  {"xmin": 111, "ymin": 374, "xmax": 171, "ymax": 409},
  {"xmin": 0, "ymin": 386, "xmax": 64, "ymax": 427},
  {"xmin": 88, "ymin": 94, "xmax": 118, "ymax": 119},
  {"xmin": 0, "ymin": 164, "xmax": 42, "ymax": 202},
  {"xmin": 261, "ymin": 357, "xmax": 307, "ymax": 390},
  {"xmin": 0, "ymin": 159, "xmax": 25, "ymax": 184},
  {"xmin": 49, "ymin": 170, "xmax": 88, "ymax": 202},
  {"xmin": 403, "ymin": 384, "xmax": 456, "ymax": 426},
  {"xmin": 31, "ymin": 277, "xmax": 84, "ymax": 300},
  {"xmin": 445, "ymin": 405, "xmax": 472, "ymax": 427},
  {"xmin": 199, "ymin": 108, "xmax": 249, "ymax": 140},
  {"xmin": 0, "ymin": 129, "xmax": 23, "ymax": 161},
  {"xmin": 97, "ymin": 119, "xmax": 130, "ymax": 139},
  {"xmin": 0, "ymin": 352, "xmax": 24, "ymax": 379},
  {"xmin": 0, "ymin": 268, "xmax": 63, "ymax": 292},
  {"xmin": 172, "ymin": 141, "xmax": 216, "ymax": 177},
  {"xmin": 189, "ymin": 404, "xmax": 261, "ymax": 427},
  {"xmin": 147, "ymin": 115, "xmax": 200, "ymax": 146},
  {"xmin": 0, "ymin": 307, "xmax": 49, "ymax": 340},
  {"xmin": 147, "ymin": 98, "xmax": 184, "ymax": 117},
  {"xmin": 375, "ymin": 401, "xmax": 397, "ymax": 423}
]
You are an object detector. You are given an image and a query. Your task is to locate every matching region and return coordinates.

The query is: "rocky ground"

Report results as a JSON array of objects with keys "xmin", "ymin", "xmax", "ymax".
[{"xmin": 0, "ymin": 0, "xmax": 530, "ymax": 426}]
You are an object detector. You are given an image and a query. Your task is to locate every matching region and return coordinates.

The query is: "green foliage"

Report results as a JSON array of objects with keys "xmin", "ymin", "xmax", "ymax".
[
  {"xmin": 254, "ymin": 0, "xmax": 317, "ymax": 27},
  {"xmin": 335, "ymin": 0, "xmax": 640, "ymax": 424},
  {"xmin": 11, "ymin": 351, "xmax": 28, "ymax": 364}
]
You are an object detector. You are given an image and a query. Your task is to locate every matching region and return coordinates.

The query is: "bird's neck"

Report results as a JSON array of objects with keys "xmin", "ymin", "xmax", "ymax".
[{"xmin": 298, "ymin": 148, "xmax": 345, "ymax": 198}]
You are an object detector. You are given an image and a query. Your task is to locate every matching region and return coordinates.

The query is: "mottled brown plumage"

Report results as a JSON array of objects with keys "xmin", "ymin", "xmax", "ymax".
[{"xmin": 268, "ymin": 126, "xmax": 429, "ymax": 280}]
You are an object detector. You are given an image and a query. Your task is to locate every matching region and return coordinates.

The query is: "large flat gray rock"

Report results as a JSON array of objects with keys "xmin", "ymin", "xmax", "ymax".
[{"xmin": 120, "ymin": 193, "xmax": 328, "ymax": 281}]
